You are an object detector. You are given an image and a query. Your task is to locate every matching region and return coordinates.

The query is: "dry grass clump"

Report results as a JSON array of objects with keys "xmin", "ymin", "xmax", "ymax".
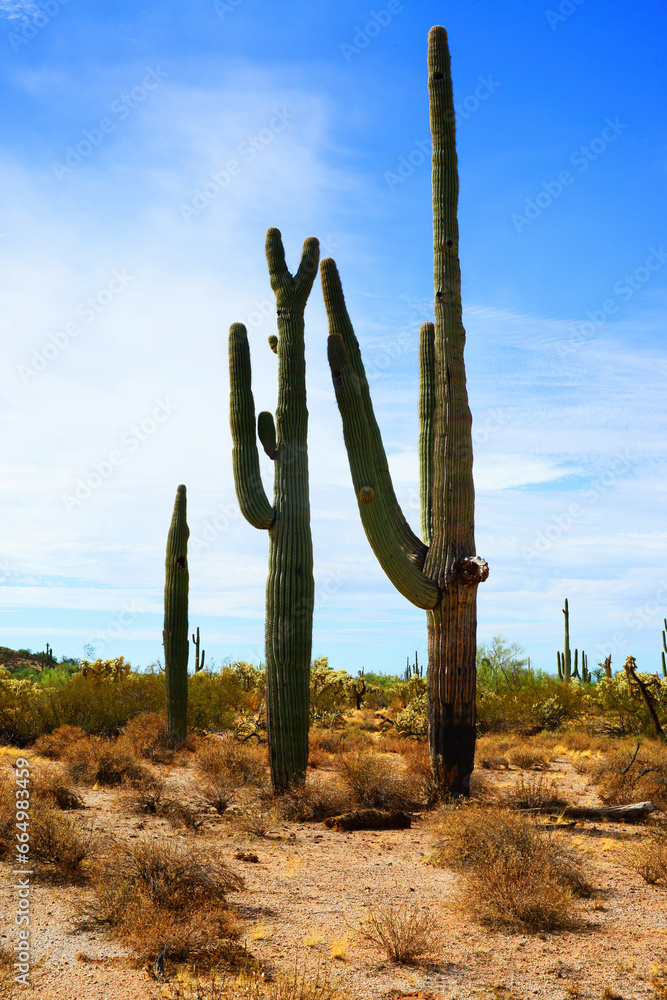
[
  {"xmin": 475, "ymin": 734, "xmax": 517, "ymax": 770},
  {"xmin": 78, "ymin": 838, "xmax": 244, "ymax": 966},
  {"xmin": 29, "ymin": 810, "xmax": 98, "ymax": 878},
  {"xmin": 62, "ymin": 735, "xmax": 149, "ymax": 786},
  {"xmin": 31, "ymin": 725, "xmax": 88, "ymax": 759},
  {"xmin": 508, "ymin": 744, "xmax": 552, "ymax": 770},
  {"xmin": 123, "ymin": 777, "xmax": 205, "ymax": 831},
  {"xmin": 591, "ymin": 743, "xmax": 667, "ymax": 808},
  {"xmin": 505, "ymin": 773, "xmax": 567, "ymax": 810},
  {"xmin": 274, "ymin": 775, "xmax": 350, "ymax": 822},
  {"xmin": 628, "ymin": 821, "xmax": 667, "ymax": 887},
  {"xmin": 558, "ymin": 731, "xmax": 611, "ymax": 754},
  {"xmin": 231, "ymin": 801, "xmax": 278, "ymax": 838},
  {"xmin": 201, "ymin": 772, "xmax": 236, "ymax": 815},
  {"xmin": 167, "ymin": 960, "xmax": 342, "ymax": 999},
  {"xmin": 194, "ymin": 735, "xmax": 267, "ymax": 787},
  {"xmin": 431, "ymin": 803, "xmax": 591, "ymax": 931},
  {"xmin": 335, "ymin": 749, "xmax": 418, "ymax": 810},
  {"xmin": 30, "ymin": 765, "xmax": 84, "ymax": 810},
  {"xmin": 167, "ymin": 799, "xmax": 204, "ymax": 833},
  {"xmin": 358, "ymin": 902, "xmax": 440, "ymax": 964}
]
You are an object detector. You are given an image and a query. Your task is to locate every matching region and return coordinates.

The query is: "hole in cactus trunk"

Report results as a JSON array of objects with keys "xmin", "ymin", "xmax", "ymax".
[
  {"xmin": 445, "ymin": 240, "xmax": 453, "ymax": 247},
  {"xmin": 436, "ymin": 290, "xmax": 444, "ymax": 301},
  {"xmin": 332, "ymin": 370, "xmax": 342, "ymax": 387},
  {"xmin": 176, "ymin": 556, "xmax": 186, "ymax": 570},
  {"xmin": 433, "ymin": 71, "xmax": 444, "ymax": 80}
]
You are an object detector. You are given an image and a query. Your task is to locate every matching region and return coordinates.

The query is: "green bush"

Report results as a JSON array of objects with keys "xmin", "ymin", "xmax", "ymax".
[
  {"xmin": 591, "ymin": 671, "xmax": 667, "ymax": 736},
  {"xmin": 188, "ymin": 667, "xmax": 260, "ymax": 732}
]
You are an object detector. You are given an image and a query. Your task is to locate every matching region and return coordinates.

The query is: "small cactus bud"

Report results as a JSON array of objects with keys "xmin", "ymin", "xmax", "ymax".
[
  {"xmin": 359, "ymin": 486, "xmax": 375, "ymax": 503},
  {"xmin": 268, "ymin": 335, "xmax": 278, "ymax": 353}
]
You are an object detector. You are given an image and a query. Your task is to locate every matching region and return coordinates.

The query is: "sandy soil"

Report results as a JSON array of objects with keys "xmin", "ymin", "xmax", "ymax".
[{"xmin": 2, "ymin": 746, "xmax": 667, "ymax": 1000}]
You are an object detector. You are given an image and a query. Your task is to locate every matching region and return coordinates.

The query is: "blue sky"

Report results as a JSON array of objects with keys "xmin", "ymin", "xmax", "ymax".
[{"xmin": 0, "ymin": 0, "xmax": 665, "ymax": 676}]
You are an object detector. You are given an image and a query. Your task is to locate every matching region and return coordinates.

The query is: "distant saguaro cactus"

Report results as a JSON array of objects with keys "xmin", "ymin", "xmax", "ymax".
[
  {"xmin": 192, "ymin": 626, "xmax": 205, "ymax": 673},
  {"xmin": 229, "ymin": 228, "xmax": 320, "ymax": 792},
  {"xmin": 319, "ymin": 27, "xmax": 489, "ymax": 798},
  {"xmin": 556, "ymin": 599, "xmax": 588, "ymax": 683},
  {"xmin": 163, "ymin": 484, "xmax": 189, "ymax": 743}
]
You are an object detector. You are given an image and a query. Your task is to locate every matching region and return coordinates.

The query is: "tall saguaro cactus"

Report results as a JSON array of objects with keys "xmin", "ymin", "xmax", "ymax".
[
  {"xmin": 164, "ymin": 484, "xmax": 189, "ymax": 743},
  {"xmin": 229, "ymin": 228, "xmax": 320, "ymax": 792},
  {"xmin": 320, "ymin": 27, "xmax": 488, "ymax": 798}
]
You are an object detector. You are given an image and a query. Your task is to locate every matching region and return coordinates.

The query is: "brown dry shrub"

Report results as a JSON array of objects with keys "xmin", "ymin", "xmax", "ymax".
[
  {"xmin": 194, "ymin": 735, "xmax": 266, "ymax": 787},
  {"xmin": 122, "ymin": 712, "xmax": 177, "ymax": 763},
  {"xmin": 629, "ymin": 822, "xmax": 667, "ymax": 887},
  {"xmin": 431, "ymin": 803, "xmax": 591, "ymax": 931},
  {"xmin": 359, "ymin": 901, "xmax": 440, "ymax": 964},
  {"xmin": 32, "ymin": 725, "xmax": 88, "ymax": 759},
  {"xmin": 167, "ymin": 799, "xmax": 204, "ymax": 833},
  {"xmin": 0, "ymin": 773, "xmax": 17, "ymax": 858},
  {"xmin": 398, "ymin": 741, "xmax": 438, "ymax": 806},
  {"xmin": 78, "ymin": 838, "xmax": 244, "ymax": 966},
  {"xmin": 274, "ymin": 775, "xmax": 350, "ymax": 822},
  {"xmin": 123, "ymin": 775, "xmax": 168, "ymax": 815},
  {"xmin": 505, "ymin": 774, "xmax": 567, "ymax": 811},
  {"xmin": 335, "ymin": 749, "xmax": 419, "ymax": 810},
  {"xmin": 592, "ymin": 743, "xmax": 667, "ymax": 808},
  {"xmin": 308, "ymin": 727, "xmax": 346, "ymax": 767},
  {"xmin": 62, "ymin": 735, "xmax": 149, "ymax": 786},
  {"xmin": 30, "ymin": 766, "xmax": 84, "ymax": 810},
  {"xmin": 30, "ymin": 810, "xmax": 98, "ymax": 879}
]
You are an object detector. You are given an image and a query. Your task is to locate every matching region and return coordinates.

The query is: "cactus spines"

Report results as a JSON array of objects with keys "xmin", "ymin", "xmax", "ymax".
[
  {"xmin": 164, "ymin": 484, "xmax": 189, "ymax": 743},
  {"xmin": 320, "ymin": 27, "xmax": 489, "ymax": 798},
  {"xmin": 229, "ymin": 228, "xmax": 320, "ymax": 793},
  {"xmin": 192, "ymin": 626, "xmax": 205, "ymax": 673}
]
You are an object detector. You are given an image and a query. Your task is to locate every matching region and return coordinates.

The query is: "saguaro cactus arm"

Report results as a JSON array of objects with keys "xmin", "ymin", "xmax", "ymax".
[
  {"xmin": 321, "ymin": 261, "xmax": 439, "ymax": 611},
  {"xmin": 320, "ymin": 258, "xmax": 428, "ymax": 569},
  {"xmin": 229, "ymin": 323, "xmax": 274, "ymax": 529}
]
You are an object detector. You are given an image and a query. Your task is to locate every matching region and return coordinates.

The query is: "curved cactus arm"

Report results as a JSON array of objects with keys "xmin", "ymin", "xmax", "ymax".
[
  {"xmin": 320, "ymin": 257, "xmax": 428, "ymax": 569},
  {"xmin": 229, "ymin": 322, "xmax": 274, "ymax": 529},
  {"xmin": 419, "ymin": 321, "xmax": 436, "ymax": 546},
  {"xmin": 164, "ymin": 484, "xmax": 189, "ymax": 743},
  {"xmin": 326, "ymin": 320, "xmax": 439, "ymax": 610},
  {"xmin": 266, "ymin": 228, "xmax": 320, "ymax": 307}
]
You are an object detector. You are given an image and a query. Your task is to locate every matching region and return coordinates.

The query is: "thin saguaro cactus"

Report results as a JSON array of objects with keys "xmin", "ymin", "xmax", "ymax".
[
  {"xmin": 229, "ymin": 228, "xmax": 320, "ymax": 792},
  {"xmin": 320, "ymin": 27, "xmax": 488, "ymax": 798},
  {"xmin": 163, "ymin": 484, "xmax": 189, "ymax": 743}
]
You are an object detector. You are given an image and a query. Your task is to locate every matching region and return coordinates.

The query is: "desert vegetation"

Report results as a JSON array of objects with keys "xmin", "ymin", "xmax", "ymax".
[{"xmin": 3, "ymin": 641, "xmax": 667, "ymax": 997}]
